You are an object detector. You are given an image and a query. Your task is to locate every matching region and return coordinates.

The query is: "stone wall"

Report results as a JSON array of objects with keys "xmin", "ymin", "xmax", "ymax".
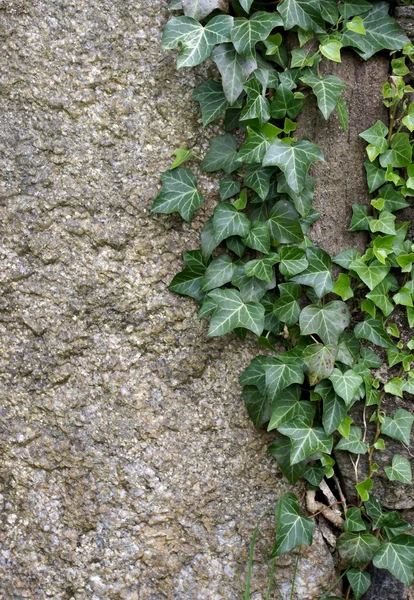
[{"xmin": 0, "ymin": 2, "xmax": 412, "ymax": 599}]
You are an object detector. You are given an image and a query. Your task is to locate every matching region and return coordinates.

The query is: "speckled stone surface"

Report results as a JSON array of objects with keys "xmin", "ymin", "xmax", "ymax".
[{"xmin": 0, "ymin": 1, "xmax": 339, "ymax": 598}]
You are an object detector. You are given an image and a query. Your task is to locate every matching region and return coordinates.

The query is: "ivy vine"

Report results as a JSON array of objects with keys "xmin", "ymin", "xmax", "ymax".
[{"xmin": 152, "ymin": 0, "xmax": 414, "ymax": 597}]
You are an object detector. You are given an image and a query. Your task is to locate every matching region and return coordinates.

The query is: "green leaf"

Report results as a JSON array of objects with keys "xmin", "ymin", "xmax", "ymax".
[
  {"xmin": 211, "ymin": 43, "xmax": 257, "ymax": 103},
  {"xmin": 349, "ymin": 258, "xmax": 390, "ymax": 290},
  {"xmin": 170, "ymin": 147, "xmax": 193, "ymax": 169},
  {"xmin": 337, "ymin": 532, "xmax": 380, "ymax": 566},
  {"xmin": 290, "ymin": 48, "xmax": 317, "ymax": 69},
  {"xmin": 329, "ymin": 369, "xmax": 363, "ymax": 407},
  {"xmin": 348, "ymin": 204, "xmax": 372, "ymax": 232},
  {"xmin": 333, "ymin": 273, "xmax": 353, "ymax": 301},
  {"xmin": 269, "ymin": 86, "xmax": 303, "ymax": 120},
  {"xmin": 335, "ymin": 426, "xmax": 368, "ymax": 454},
  {"xmin": 268, "ymin": 385, "xmax": 315, "ymax": 431},
  {"xmin": 192, "ymin": 81, "xmax": 232, "ymax": 127},
  {"xmin": 341, "ymin": 2, "xmax": 409, "ymax": 61},
  {"xmin": 402, "ymin": 102, "xmax": 414, "ymax": 132},
  {"xmin": 347, "ymin": 16, "xmax": 366, "ymax": 35},
  {"xmin": 278, "ymin": 419, "xmax": 333, "ymax": 464},
  {"xmin": 333, "ymin": 248, "xmax": 359, "ymax": 270},
  {"xmin": 182, "ymin": 0, "xmax": 229, "ymax": 21},
  {"xmin": 238, "ymin": 127, "xmax": 269, "ymax": 164},
  {"xmin": 393, "ymin": 287, "xmax": 413, "ymax": 307},
  {"xmin": 152, "ymin": 167, "xmax": 203, "ymax": 221},
  {"xmin": 267, "ymin": 200, "xmax": 304, "ymax": 244},
  {"xmin": 201, "ymin": 255, "xmax": 235, "ymax": 291},
  {"xmin": 336, "ymin": 96, "xmax": 349, "ymax": 132},
  {"xmin": 272, "ymin": 492, "xmax": 315, "ymax": 556},
  {"xmin": 299, "ymin": 301, "xmax": 350, "ymax": 346},
  {"xmin": 381, "ymin": 408, "xmax": 414, "ymax": 445},
  {"xmin": 302, "ymin": 463, "xmax": 326, "ymax": 486},
  {"xmin": 240, "ymin": 77, "xmax": 270, "ymax": 125},
  {"xmin": 242, "ymin": 386, "xmax": 271, "ymax": 429},
  {"xmin": 239, "ymin": 0, "xmax": 254, "ymax": 12},
  {"xmin": 344, "ymin": 508, "xmax": 367, "ymax": 533},
  {"xmin": 301, "ymin": 74, "xmax": 346, "ymax": 120},
  {"xmin": 366, "ymin": 280, "xmax": 394, "ymax": 317},
  {"xmin": 364, "ymin": 495, "xmax": 384, "ymax": 529},
  {"xmin": 265, "ymin": 356, "xmax": 306, "ymax": 402},
  {"xmin": 373, "ymin": 535, "xmax": 414, "ymax": 586},
  {"xmin": 277, "ymin": 173, "xmax": 317, "ymax": 218},
  {"xmin": 207, "ymin": 288, "xmax": 264, "ymax": 336},
  {"xmin": 268, "ymin": 437, "xmax": 307, "ymax": 484},
  {"xmin": 380, "ymin": 511, "xmax": 412, "ymax": 542},
  {"xmin": 354, "ymin": 318, "xmax": 393, "ymax": 348},
  {"xmin": 279, "ymin": 246, "xmax": 308, "ymax": 277},
  {"xmin": 244, "ymin": 253, "xmax": 279, "ymax": 282},
  {"xmin": 244, "ymin": 165, "xmax": 274, "ymax": 200},
  {"xmin": 220, "ymin": 177, "xmax": 240, "ymax": 201},
  {"xmin": 202, "ymin": 134, "xmax": 241, "ymax": 174},
  {"xmin": 369, "ymin": 211, "xmax": 396, "ymax": 235},
  {"xmin": 319, "ymin": 0, "xmax": 339, "ymax": 25},
  {"xmin": 162, "ymin": 14, "xmax": 233, "ymax": 67},
  {"xmin": 379, "ymin": 133, "xmax": 412, "ymax": 169},
  {"xmin": 338, "ymin": 0, "xmax": 371, "ymax": 20},
  {"xmin": 273, "ymin": 282, "xmax": 301, "ymax": 326},
  {"xmin": 169, "ymin": 264, "xmax": 206, "ymax": 301},
  {"xmin": 277, "ymin": 0, "xmax": 325, "ymax": 33},
  {"xmin": 347, "ymin": 569, "xmax": 371, "ymax": 599},
  {"xmin": 364, "ymin": 160, "xmax": 387, "ymax": 193},
  {"xmin": 359, "ymin": 120, "xmax": 388, "ymax": 153},
  {"xmin": 201, "ymin": 217, "xmax": 219, "ymax": 259},
  {"xmin": 263, "ymin": 139, "xmax": 324, "ymax": 193},
  {"xmin": 385, "ymin": 454, "xmax": 412, "ymax": 484},
  {"xmin": 322, "ymin": 385, "xmax": 347, "ymax": 435},
  {"xmin": 319, "ymin": 40, "xmax": 343, "ymax": 63},
  {"xmin": 213, "ymin": 202, "xmax": 251, "ymax": 244},
  {"xmin": 397, "ymin": 254, "xmax": 414, "ymax": 273},
  {"xmin": 302, "ymin": 343, "xmax": 337, "ymax": 386},
  {"xmin": 231, "ymin": 12, "xmax": 283, "ymax": 58},
  {"xmin": 337, "ymin": 333, "xmax": 360, "ymax": 367},
  {"xmin": 232, "ymin": 266, "xmax": 271, "ymax": 303},
  {"xmin": 243, "ymin": 220, "xmax": 270, "ymax": 254},
  {"xmin": 291, "ymin": 247, "xmax": 333, "ymax": 297}
]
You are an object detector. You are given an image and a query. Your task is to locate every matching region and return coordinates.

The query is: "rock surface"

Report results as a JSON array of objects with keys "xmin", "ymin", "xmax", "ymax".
[{"xmin": 0, "ymin": 1, "xmax": 339, "ymax": 598}]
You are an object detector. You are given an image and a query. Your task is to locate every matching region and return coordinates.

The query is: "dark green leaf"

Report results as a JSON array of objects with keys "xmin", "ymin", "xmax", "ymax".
[
  {"xmin": 243, "ymin": 385, "xmax": 271, "ymax": 428},
  {"xmin": 243, "ymin": 220, "xmax": 271, "ymax": 254},
  {"xmin": 238, "ymin": 127, "xmax": 269, "ymax": 164},
  {"xmin": 207, "ymin": 288, "xmax": 264, "ymax": 336},
  {"xmin": 373, "ymin": 535, "xmax": 414, "ymax": 586},
  {"xmin": 379, "ymin": 133, "xmax": 412, "ymax": 169},
  {"xmin": 272, "ymin": 492, "xmax": 315, "ymax": 556},
  {"xmin": 273, "ymin": 282, "xmax": 301, "ymax": 325},
  {"xmin": 349, "ymin": 204, "xmax": 372, "ymax": 232},
  {"xmin": 270, "ymin": 86, "xmax": 303, "ymax": 120},
  {"xmin": 244, "ymin": 165, "xmax": 274, "ymax": 200},
  {"xmin": 192, "ymin": 81, "xmax": 232, "ymax": 127},
  {"xmin": 231, "ymin": 12, "xmax": 283, "ymax": 58},
  {"xmin": 364, "ymin": 160, "xmax": 387, "ymax": 193},
  {"xmin": 201, "ymin": 254, "xmax": 235, "ymax": 291},
  {"xmin": 301, "ymin": 74, "xmax": 346, "ymax": 120},
  {"xmin": 267, "ymin": 200, "xmax": 304, "ymax": 244},
  {"xmin": 291, "ymin": 247, "xmax": 333, "ymax": 297},
  {"xmin": 381, "ymin": 408, "xmax": 414, "ymax": 445},
  {"xmin": 152, "ymin": 167, "xmax": 203, "ymax": 221},
  {"xmin": 347, "ymin": 569, "xmax": 371, "ymax": 599},
  {"xmin": 300, "ymin": 301, "xmax": 350, "ymax": 345},
  {"xmin": 279, "ymin": 246, "xmax": 308, "ymax": 277},
  {"xmin": 335, "ymin": 427, "xmax": 369, "ymax": 454},
  {"xmin": 202, "ymin": 134, "xmax": 242, "ymax": 174},
  {"xmin": 268, "ymin": 436, "xmax": 307, "ymax": 484},
  {"xmin": 302, "ymin": 343, "xmax": 337, "ymax": 386},
  {"xmin": 277, "ymin": 0, "xmax": 325, "ymax": 33},
  {"xmin": 344, "ymin": 508, "xmax": 367, "ymax": 533},
  {"xmin": 278, "ymin": 419, "xmax": 333, "ymax": 464},
  {"xmin": 354, "ymin": 318, "xmax": 393, "ymax": 348},
  {"xmin": 220, "ymin": 177, "xmax": 240, "ymax": 201},
  {"xmin": 211, "ymin": 43, "xmax": 257, "ymax": 103},
  {"xmin": 337, "ymin": 533, "xmax": 380, "ymax": 566},
  {"xmin": 213, "ymin": 202, "xmax": 251, "ymax": 243},
  {"xmin": 268, "ymin": 384, "xmax": 315, "ymax": 430}
]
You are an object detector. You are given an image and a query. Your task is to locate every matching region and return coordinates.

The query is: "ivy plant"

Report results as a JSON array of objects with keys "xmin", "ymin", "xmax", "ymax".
[{"xmin": 152, "ymin": 1, "xmax": 414, "ymax": 597}]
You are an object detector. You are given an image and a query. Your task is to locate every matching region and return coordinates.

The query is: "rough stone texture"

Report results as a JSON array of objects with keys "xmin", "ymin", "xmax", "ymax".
[
  {"xmin": 296, "ymin": 50, "xmax": 389, "ymax": 257},
  {"xmin": 0, "ymin": 1, "xmax": 339, "ymax": 599}
]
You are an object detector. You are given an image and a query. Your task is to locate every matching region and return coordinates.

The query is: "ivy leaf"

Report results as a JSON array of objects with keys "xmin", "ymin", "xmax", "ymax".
[
  {"xmin": 366, "ymin": 280, "xmax": 394, "ymax": 317},
  {"xmin": 263, "ymin": 139, "xmax": 324, "ymax": 193},
  {"xmin": 385, "ymin": 454, "xmax": 412, "ymax": 484},
  {"xmin": 277, "ymin": 174, "xmax": 317, "ymax": 218},
  {"xmin": 364, "ymin": 160, "xmax": 387, "ymax": 193},
  {"xmin": 319, "ymin": 0, "xmax": 339, "ymax": 25},
  {"xmin": 380, "ymin": 511, "xmax": 412, "ymax": 542},
  {"xmin": 211, "ymin": 43, "xmax": 257, "ymax": 103},
  {"xmin": 213, "ymin": 202, "xmax": 251, "ymax": 244},
  {"xmin": 268, "ymin": 384, "xmax": 315, "ymax": 430},
  {"xmin": 277, "ymin": 0, "xmax": 325, "ymax": 33},
  {"xmin": 238, "ymin": 127, "xmax": 269, "ymax": 164},
  {"xmin": 379, "ymin": 133, "xmax": 412, "ymax": 169},
  {"xmin": 244, "ymin": 253, "xmax": 279, "ymax": 282},
  {"xmin": 337, "ymin": 533, "xmax": 381, "ymax": 566},
  {"xmin": 339, "ymin": 0, "xmax": 371, "ymax": 20},
  {"xmin": 162, "ymin": 15, "xmax": 233, "ymax": 67},
  {"xmin": 243, "ymin": 220, "xmax": 271, "ymax": 254},
  {"xmin": 268, "ymin": 437, "xmax": 307, "ymax": 484},
  {"xmin": 279, "ymin": 246, "xmax": 308, "ymax": 277},
  {"xmin": 369, "ymin": 211, "xmax": 396, "ymax": 235},
  {"xmin": 341, "ymin": 2, "xmax": 409, "ymax": 61},
  {"xmin": 348, "ymin": 204, "xmax": 372, "ymax": 232},
  {"xmin": 299, "ymin": 301, "xmax": 350, "ymax": 345},
  {"xmin": 302, "ymin": 344, "xmax": 337, "ymax": 386},
  {"xmin": 320, "ymin": 39, "xmax": 343, "ymax": 63},
  {"xmin": 240, "ymin": 77, "xmax": 270, "ymax": 125},
  {"xmin": 239, "ymin": 0, "xmax": 254, "ymax": 12},
  {"xmin": 231, "ymin": 12, "xmax": 283, "ymax": 58},
  {"xmin": 207, "ymin": 288, "xmax": 264, "ymax": 336},
  {"xmin": 344, "ymin": 508, "xmax": 367, "ymax": 533},
  {"xmin": 337, "ymin": 333, "xmax": 360, "ymax": 367},
  {"xmin": 354, "ymin": 318, "xmax": 393, "ymax": 348},
  {"xmin": 365, "ymin": 495, "xmax": 384, "ymax": 529},
  {"xmin": 152, "ymin": 167, "xmax": 203, "ymax": 221},
  {"xmin": 329, "ymin": 369, "xmax": 363, "ymax": 407},
  {"xmin": 272, "ymin": 492, "xmax": 315, "ymax": 556},
  {"xmin": 242, "ymin": 386, "xmax": 271, "ymax": 429},
  {"xmin": 169, "ymin": 264, "xmax": 206, "ymax": 301},
  {"xmin": 402, "ymin": 102, "xmax": 414, "ymax": 132},
  {"xmin": 349, "ymin": 258, "xmax": 390, "ymax": 290},
  {"xmin": 381, "ymin": 408, "xmax": 414, "ymax": 446},
  {"xmin": 220, "ymin": 177, "xmax": 240, "ymax": 201},
  {"xmin": 244, "ymin": 165, "xmax": 274, "ymax": 200},
  {"xmin": 232, "ymin": 266, "xmax": 271, "ymax": 303},
  {"xmin": 273, "ymin": 282, "xmax": 301, "ymax": 326},
  {"xmin": 373, "ymin": 535, "xmax": 414, "ymax": 586},
  {"xmin": 278, "ymin": 419, "xmax": 333, "ymax": 464},
  {"xmin": 347, "ymin": 569, "xmax": 371, "ymax": 599},
  {"xmin": 182, "ymin": 0, "xmax": 229, "ymax": 21},
  {"xmin": 201, "ymin": 255, "xmax": 235, "ymax": 291},
  {"xmin": 333, "ymin": 273, "xmax": 353, "ymax": 301},
  {"xmin": 335, "ymin": 426, "xmax": 368, "ymax": 454},
  {"xmin": 333, "ymin": 248, "xmax": 359, "ymax": 270},
  {"xmin": 202, "ymin": 134, "xmax": 241, "ymax": 174},
  {"xmin": 320, "ymin": 383, "xmax": 347, "ymax": 435},
  {"xmin": 270, "ymin": 86, "xmax": 303, "ymax": 120},
  {"xmin": 291, "ymin": 247, "xmax": 333, "ymax": 297},
  {"xmin": 360, "ymin": 120, "xmax": 388, "ymax": 153},
  {"xmin": 192, "ymin": 81, "xmax": 232, "ymax": 126},
  {"xmin": 301, "ymin": 74, "xmax": 346, "ymax": 120},
  {"xmin": 267, "ymin": 200, "xmax": 304, "ymax": 244},
  {"xmin": 302, "ymin": 463, "xmax": 326, "ymax": 486},
  {"xmin": 265, "ymin": 356, "xmax": 306, "ymax": 402}
]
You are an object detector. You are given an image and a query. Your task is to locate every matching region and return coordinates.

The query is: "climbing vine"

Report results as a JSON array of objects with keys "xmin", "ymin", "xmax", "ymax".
[{"xmin": 152, "ymin": 0, "xmax": 414, "ymax": 597}]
